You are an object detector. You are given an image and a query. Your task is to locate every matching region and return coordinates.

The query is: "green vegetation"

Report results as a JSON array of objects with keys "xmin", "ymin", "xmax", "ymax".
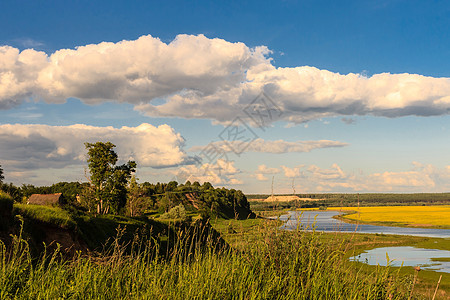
[
  {"xmin": 84, "ymin": 141, "xmax": 137, "ymax": 214},
  {"xmin": 1, "ymin": 181, "xmax": 87, "ymax": 203},
  {"xmin": 2, "ymin": 147, "xmax": 450, "ymax": 298},
  {"xmin": 160, "ymin": 204, "xmax": 188, "ymax": 220},
  {"xmin": 13, "ymin": 204, "xmax": 76, "ymax": 229},
  {"xmin": 0, "ymin": 191, "xmax": 13, "ymax": 230},
  {"xmin": 0, "ymin": 191, "xmax": 13, "ymax": 213},
  {"xmin": 0, "ymin": 220, "xmax": 415, "ymax": 299}
]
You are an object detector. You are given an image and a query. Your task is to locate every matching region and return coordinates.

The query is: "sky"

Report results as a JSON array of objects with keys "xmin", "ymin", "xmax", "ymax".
[{"xmin": 2, "ymin": 0, "xmax": 450, "ymax": 194}]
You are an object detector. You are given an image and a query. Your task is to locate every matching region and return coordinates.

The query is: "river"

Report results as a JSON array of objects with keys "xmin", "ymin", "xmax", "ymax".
[
  {"xmin": 278, "ymin": 210, "xmax": 450, "ymax": 272},
  {"xmin": 277, "ymin": 210, "xmax": 450, "ymax": 238}
]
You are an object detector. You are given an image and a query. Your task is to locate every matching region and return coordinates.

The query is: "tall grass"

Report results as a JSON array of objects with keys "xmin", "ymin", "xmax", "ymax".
[{"xmin": 0, "ymin": 220, "xmax": 413, "ymax": 299}]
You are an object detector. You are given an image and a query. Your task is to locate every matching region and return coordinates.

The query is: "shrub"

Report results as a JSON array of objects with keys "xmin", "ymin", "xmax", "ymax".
[
  {"xmin": 160, "ymin": 204, "xmax": 187, "ymax": 220},
  {"xmin": 0, "ymin": 191, "xmax": 13, "ymax": 230},
  {"xmin": 0, "ymin": 191, "xmax": 13, "ymax": 214}
]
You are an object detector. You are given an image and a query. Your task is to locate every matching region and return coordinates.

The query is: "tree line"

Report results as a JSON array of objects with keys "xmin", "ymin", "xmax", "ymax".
[{"xmin": 0, "ymin": 142, "xmax": 252, "ymax": 219}]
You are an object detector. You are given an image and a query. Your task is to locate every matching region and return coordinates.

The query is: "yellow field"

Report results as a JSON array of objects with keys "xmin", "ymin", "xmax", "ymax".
[{"xmin": 338, "ymin": 205, "xmax": 450, "ymax": 228}]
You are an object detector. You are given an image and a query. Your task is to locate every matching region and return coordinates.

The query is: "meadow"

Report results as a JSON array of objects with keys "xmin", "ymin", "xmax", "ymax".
[
  {"xmin": 338, "ymin": 205, "xmax": 450, "ymax": 229},
  {"xmin": 0, "ymin": 217, "xmax": 417, "ymax": 299}
]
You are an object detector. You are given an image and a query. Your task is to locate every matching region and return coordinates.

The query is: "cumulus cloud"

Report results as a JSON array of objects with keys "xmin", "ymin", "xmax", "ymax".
[
  {"xmin": 254, "ymin": 164, "xmax": 280, "ymax": 181},
  {"xmin": 172, "ymin": 159, "xmax": 242, "ymax": 185},
  {"xmin": 190, "ymin": 138, "xmax": 348, "ymax": 154},
  {"xmin": 307, "ymin": 163, "xmax": 346, "ymax": 180},
  {"xmin": 0, "ymin": 123, "xmax": 188, "ymax": 172},
  {"xmin": 137, "ymin": 62, "xmax": 450, "ymax": 124},
  {"xmin": 281, "ymin": 165, "xmax": 303, "ymax": 178},
  {"xmin": 3, "ymin": 34, "xmax": 450, "ymax": 123},
  {"xmin": 0, "ymin": 34, "xmax": 269, "ymax": 110}
]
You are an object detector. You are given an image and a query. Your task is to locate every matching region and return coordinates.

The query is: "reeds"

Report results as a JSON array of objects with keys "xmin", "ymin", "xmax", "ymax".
[{"xmin": 0, "ymin": 219, "xmax": 412, "ymax": 299}]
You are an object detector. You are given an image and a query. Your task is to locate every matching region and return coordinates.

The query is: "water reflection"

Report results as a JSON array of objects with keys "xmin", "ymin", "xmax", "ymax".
[
  {"xmin": 349, "ymin": 246, "xmax": 450, "ymax": 273},
  {"xmin": 278, "ymin": 211, "xmax": 450, "ymax": 238}
]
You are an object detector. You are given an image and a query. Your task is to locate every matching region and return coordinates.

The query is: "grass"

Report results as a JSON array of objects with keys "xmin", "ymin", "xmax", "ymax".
[
  {"xmin": 212, "ymin": 215, "xmax": 450, "ymax": 298},
  {"xmin": 337, "ymin": 205, "xmax": 450, "ymax": 229},
  {"xmin": 0, "ymin": 218, "xmax": 416, "ymax": 299},
  {"xmin": 13, "ymin": 204, "xmax": 76, "ymax": 229}
]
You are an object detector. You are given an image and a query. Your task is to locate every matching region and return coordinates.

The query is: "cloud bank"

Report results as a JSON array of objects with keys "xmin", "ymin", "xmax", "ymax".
[
  {"xmin": 3, "ymin": 34, "xmax": 450, "ymax": 123},
  {"xmin": 190, "ymin": 138, "xmax": 348, "ymax": 154},
  {"xmin": 265, "ymin": 162, "xmax": 450, "ymax": 193},
  {"xmin": 0, "ymin": 123, "xmax": 188, "ymax": 172}
]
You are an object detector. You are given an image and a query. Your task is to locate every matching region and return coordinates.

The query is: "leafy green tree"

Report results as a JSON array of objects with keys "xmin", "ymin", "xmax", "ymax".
[{"xmin": 85, "ymin": 142, "xmax": 136, "ymax": 214}]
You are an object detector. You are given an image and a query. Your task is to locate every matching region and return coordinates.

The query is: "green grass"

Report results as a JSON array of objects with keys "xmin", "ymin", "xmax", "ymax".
[
  {"xmin": 431, "ymin": 257, "xmax": 450, "ymax": 262},
  {"xmin": 13, "ymin": 204, "xmax": 76, "ymax": 229},
  {"xmin": 0, "ymin": 219, "xmax": 416, "ymax": 299},
  {"xmin": 213, "ymin": 217, "xmax": 450, "ymax": 299}
]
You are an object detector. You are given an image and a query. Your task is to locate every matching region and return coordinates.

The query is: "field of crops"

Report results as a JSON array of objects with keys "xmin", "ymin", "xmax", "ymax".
[{"xmin": 340, "ymin": 205, "xmax": 450, "ymax": 228}]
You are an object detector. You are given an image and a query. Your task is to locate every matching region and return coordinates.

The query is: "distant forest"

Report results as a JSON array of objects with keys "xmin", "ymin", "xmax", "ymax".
[{"xmin": 247, "ymin": 193, "xmax": 450, "ymax": 211}]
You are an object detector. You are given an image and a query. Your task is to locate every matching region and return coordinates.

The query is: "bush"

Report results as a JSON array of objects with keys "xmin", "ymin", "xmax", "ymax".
[
  {"xmin": 0, "ymin": 191, "xmax": 13, "ymax": 214},
  {"xmin": 0, "ymin": 191, "xmax": 13, "ymax": 230},
  {"xmin": 160, "ymin": 204, "xmax": 187, "ymax": 220}
]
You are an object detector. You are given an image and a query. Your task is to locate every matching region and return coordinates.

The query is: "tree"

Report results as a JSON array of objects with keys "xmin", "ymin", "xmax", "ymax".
[
  {"xmin": 85, "ymin": 142, "xmax": 136, "ymax": 214},
  {"xmin": 126, "ymin": 176, "xmax": 152, "ymax": 217}
]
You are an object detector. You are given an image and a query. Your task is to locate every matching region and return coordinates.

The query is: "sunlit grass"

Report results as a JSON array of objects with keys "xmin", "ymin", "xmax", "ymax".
[
  {"xmin": 0, "ymin": 219, "xmax": 414, "ymax": 299},
  {"xmin": 13, "ymin": 204, "xmax": 76, "ymax": 229}
]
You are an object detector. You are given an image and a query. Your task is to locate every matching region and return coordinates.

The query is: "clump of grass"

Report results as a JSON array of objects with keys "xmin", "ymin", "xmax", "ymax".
[
  {"xmin": 13, "ymin": 204, "xmax": 76, "ymax": 229},
  {"xmin": 0, "ymin": 219, "xmax": 413, "ymax": 299}
]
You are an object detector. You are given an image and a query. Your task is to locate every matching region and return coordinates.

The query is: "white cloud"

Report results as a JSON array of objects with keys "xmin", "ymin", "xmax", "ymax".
[
  {"xmin": 138, "ymin": 64, "xmax": 450, "ymax": 124},
  {"xmin": 281, "ymin": 165, "xmax": 303, "ymax": 178},
  {"xmin": 257, "ymin": 164, "xmax": 280, "ymax": 174},
  {"xmin": 3, "ymin": 34, "xmax": 450, "ymax": 123},
  {"xmin": 0, "ymin": 123, "xmax": 188, "ymax": 173},
  {"xmin": 190, "ymin": 138, "xmax": 348, "ymax": 154},
  {"xmin": 307, "ymin": 163, "xmax": 346, "ymax": 180},
  {"xmin": 172, "ymin": 159, "xmax": 241, "ymax": 185},
  {"xmin": 254, "ymin": 164, "xmax": 280, "ymax": 181},
  {"xmin": 0, "ymin": 34, "xmax": 269, "ymax": 111},
  {"xmin": 275, "ymin": 162, "xmax": 450, "ymax": 193}
]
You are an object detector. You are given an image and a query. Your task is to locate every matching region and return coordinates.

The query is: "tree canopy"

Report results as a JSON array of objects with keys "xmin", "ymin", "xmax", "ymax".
[{"xmin": 85, "ymin": 142, "xmax": 136, "ymax": 214}]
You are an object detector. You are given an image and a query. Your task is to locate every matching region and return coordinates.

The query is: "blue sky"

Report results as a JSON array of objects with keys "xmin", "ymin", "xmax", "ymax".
[{"xmin": 1, "ymin": 0, "xmax": 450, "ymax": 193}]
